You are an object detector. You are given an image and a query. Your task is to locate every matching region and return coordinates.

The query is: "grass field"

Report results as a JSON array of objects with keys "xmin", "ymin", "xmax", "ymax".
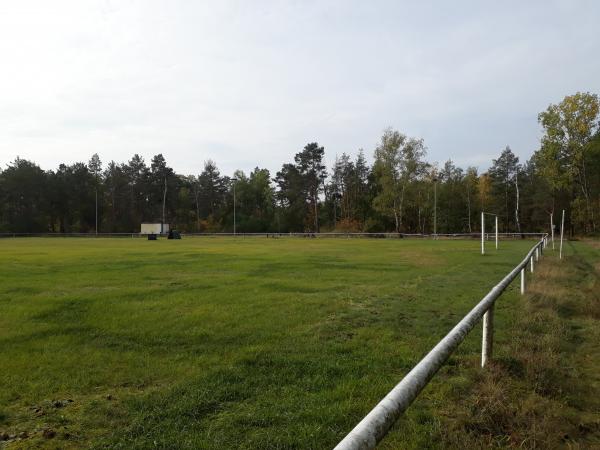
[{"xmin": 0, "ymin": 237, "xmax": 598, "ymax": 449}]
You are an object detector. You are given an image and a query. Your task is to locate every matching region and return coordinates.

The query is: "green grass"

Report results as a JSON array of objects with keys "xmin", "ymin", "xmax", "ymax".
[{"xmin": 0, "ymin": 237, "xmax": 596, "ymax": 449}]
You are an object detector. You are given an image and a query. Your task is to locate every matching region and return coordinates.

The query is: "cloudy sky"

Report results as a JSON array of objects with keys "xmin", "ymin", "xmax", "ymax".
[{"xmin": 1, "ymin": 1, "xmax": 599, "ymax": 176}]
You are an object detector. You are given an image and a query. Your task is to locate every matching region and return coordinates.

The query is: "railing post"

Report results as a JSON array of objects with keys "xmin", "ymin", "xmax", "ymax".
[
  {"xmin": 535, "ymin": 247, "xmax": 539, "ymax": 261},
  {"xmin": 481, "ymin": 305, "xmax": 494, "ymax": 368},
  {"xmin": 520, "ymin": 268, "xmax": 525, "ymax": 294},
  {"xmin": 530, "ymin": 256, "xmax": 534, "ymax": 273}
]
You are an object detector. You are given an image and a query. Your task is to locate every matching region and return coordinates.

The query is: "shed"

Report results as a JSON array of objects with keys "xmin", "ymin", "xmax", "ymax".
[{"xmin": 141, "ymin": 223, "xmax": 170, "ymax": 235}]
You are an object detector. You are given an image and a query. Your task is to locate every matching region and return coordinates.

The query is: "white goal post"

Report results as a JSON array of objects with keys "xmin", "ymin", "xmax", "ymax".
[{"xmin": 481, "ymin": 212, "xmax": 498, "ymax": 255}]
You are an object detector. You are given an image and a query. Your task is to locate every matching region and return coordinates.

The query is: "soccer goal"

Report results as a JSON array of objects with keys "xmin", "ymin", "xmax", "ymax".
[{"xmin": 480, "ymin": 211, "xmax": 498, "ymax": 255}]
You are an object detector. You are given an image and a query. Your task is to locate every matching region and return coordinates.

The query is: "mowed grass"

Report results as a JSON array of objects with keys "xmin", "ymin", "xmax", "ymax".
[{"xmin": 0, "ymin": 237, "xmax": 571, "ymax": 448}]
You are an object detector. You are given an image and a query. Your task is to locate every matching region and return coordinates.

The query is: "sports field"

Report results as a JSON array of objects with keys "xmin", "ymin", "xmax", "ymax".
[{"xmin": 0, "ymin": 237, "xmax": 596, "ymax": 449}]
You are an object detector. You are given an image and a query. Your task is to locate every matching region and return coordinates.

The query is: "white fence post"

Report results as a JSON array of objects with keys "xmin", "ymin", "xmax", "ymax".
[
  {"xmin": 520, "ymin": 268, "xmax": 525, "ymax": 294},
  {"xmin": 481, "ymin": 305, "xmax": 494, "ymax": 367},
  {"xmin": 481, "ymin": 212, "xmax": 485, "ymax": 255},
  {"xmin": 495, "ymin": 216, "xmax": 498, "ymax": 250},
  {"xmin": 530, "ymin": 255, "xmax": 534, "ymax": 273}
]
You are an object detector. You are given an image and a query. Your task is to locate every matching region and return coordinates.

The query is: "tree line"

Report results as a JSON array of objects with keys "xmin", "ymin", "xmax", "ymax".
[{"xmin": 1, "ymin": 92, "xmax": 599, "ymax": 235}]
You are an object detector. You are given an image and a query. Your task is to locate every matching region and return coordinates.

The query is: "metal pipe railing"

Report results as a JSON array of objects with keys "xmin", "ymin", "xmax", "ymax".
[
  {"xmin": 0, "ymin": 232, "xmax": 547, "ymax": 239},
  {"xmin": 334, "ymin": 235, "xmax": 547, "ymax": 450}
]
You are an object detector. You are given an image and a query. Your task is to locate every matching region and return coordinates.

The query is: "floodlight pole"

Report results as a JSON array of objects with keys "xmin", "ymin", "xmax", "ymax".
[
  {"xmin": 162, "ymin": 177, "xmax": 167, "ymax": 227},
  {"xmin": 550, "ymin": 212, "xmax": 555, "ymax": 250},
  {"xmin": 232, "ymin": 177, "xmax": 238, "ymax": 235},
  {"xmin": 481, "ymin": 211, "xmax": 485, "ymax": 255},
  {"xmin": 433, "ymin": 177, "xmax": 437, "ymax": 239},
  {"xmin": 559, "ymin": 209, "xmax": 565, "ymax": 259},
  {"xmin": 95, "ymin": 188, "xmax": 98, "ymax": 235}
]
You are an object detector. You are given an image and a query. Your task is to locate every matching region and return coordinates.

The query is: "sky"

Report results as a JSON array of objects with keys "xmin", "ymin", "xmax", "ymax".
[{"xmin": 1, "ymin": 0, "xmax": 599, "ymax": 177}]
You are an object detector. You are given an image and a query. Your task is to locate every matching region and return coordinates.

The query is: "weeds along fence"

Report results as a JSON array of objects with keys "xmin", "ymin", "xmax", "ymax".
[
  {"xmin": 0, "ymin": 232, "xmax": 545, "ymax": 239},
  {"xmin": 334, "ymin": 234, "xmax": 550, "ymax": 450}
]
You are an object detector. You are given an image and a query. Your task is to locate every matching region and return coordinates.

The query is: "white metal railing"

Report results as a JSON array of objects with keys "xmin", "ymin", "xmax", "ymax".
[
  {"xmin": 182, "ymin": 232, "xmax": 545, "ymax": 239},
  {"xmin": 334, "ymin": 234, "xmax": 549, "ymax": 450},
  {"xmin": 0, "ymin": 232, "xmax": 547, "ymax": 239},
  {"xmin": 0, "ymin": 232, "xmax": 144, "ymax": 238}
]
